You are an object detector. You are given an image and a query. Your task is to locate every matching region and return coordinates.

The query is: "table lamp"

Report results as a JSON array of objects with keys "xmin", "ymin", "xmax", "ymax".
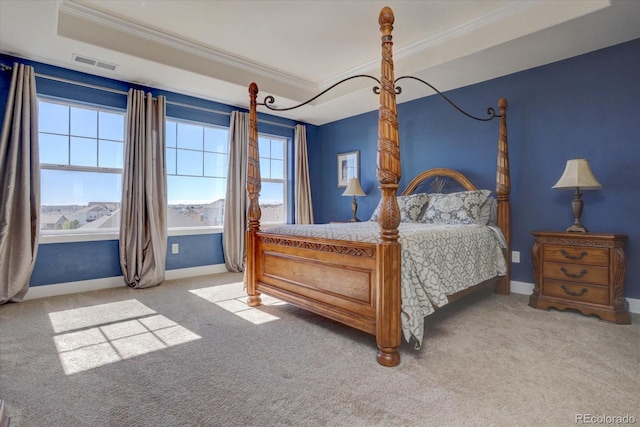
[
  {"xmin": 342, "ymin": 178, "xmax": 366, "ymax": 222},
  {"xmin": 552, "ymin": 159, "xmax": 602, "ymax": 232}
]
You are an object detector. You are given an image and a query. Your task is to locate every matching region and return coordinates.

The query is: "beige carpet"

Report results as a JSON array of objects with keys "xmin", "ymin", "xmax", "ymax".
[{"xmin": 1, "ymin": 272, "xmax": 638, "ymax": 427}]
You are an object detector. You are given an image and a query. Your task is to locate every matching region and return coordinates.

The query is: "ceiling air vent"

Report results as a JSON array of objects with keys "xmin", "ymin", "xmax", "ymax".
[
  {"xmin": 72, "ymin": 54, "xmax": 118, "ymax": 72},
  {"xmin": 96, "ymin": 61, "xmax": 117, "ymax": 71}
]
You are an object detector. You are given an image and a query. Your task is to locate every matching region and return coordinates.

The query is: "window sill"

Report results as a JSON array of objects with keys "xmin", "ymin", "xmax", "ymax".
[
  {"xmin": 40, "ymin": 231, "xmax": 118, "ymax": 244},
  {"xmin": 168, "ymin": 227, "xmax": 223, "ymax": 236},
  {"xmin": 40, "ymin": 226, "xmax": 223, "ymax": 244}
]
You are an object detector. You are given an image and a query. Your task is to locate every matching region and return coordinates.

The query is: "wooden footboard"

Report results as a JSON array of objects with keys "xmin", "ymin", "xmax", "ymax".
[{"xmin": 255, "ymin": 233, "xmax": 378, "ymax": 335}]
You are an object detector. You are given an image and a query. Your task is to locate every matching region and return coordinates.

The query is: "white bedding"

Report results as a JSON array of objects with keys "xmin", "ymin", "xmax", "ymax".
[{"xmin": 263, "ymin": 221, "xmax": 507, "ymax": 347}]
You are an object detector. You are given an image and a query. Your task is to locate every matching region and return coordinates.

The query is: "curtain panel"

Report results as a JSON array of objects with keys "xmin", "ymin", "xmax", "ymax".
[
  {"xmin": 119, "ymin": 89, "xmax": 167, "ymax": 289},
  {"xmin": 0, "ymin": 63, "xmax": 40, "ymax": 304},
  {"xmin": 222, "ymin": 111, "xmax": 249, "ymax": 273},
  {"xmin": 294, "ymin": 124, "xmax": 314, "ymax": 224}
]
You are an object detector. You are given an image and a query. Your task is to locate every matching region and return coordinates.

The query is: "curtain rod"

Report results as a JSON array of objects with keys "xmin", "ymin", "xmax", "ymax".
[{"xmin": 0, "ymin": 62, "xmax": 295, "ymax": 130}]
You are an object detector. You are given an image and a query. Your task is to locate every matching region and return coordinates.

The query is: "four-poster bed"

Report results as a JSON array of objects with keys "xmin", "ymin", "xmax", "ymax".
[{"xmin": 244, "ymin": 7, "xmax": 511, "ymax": 367}]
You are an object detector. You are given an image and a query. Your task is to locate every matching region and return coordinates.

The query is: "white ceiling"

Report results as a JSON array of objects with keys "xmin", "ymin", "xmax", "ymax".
[{"xmin": 1, "ymin": 0, "xmax": 639, "ymax": 125}]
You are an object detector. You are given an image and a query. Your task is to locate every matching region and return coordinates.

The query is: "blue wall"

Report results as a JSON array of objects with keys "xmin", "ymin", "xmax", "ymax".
[
  {"xmin": 2, "ymin": 38, "xmax": 638, "ymax": 298},
  {"xmin": 30, "ymin": 240, "xmax": 122, "ymax": 286},
  {"xmin": 28, "ymin": 234, "xmax": 226, "ymax": 286},
  {"xmin": 311, "ymin": 38, "xmax": 640, "ymax": 299},
  {"xmin": 0, "ymin": 53, "xmax": 317, "ymax": 287}
]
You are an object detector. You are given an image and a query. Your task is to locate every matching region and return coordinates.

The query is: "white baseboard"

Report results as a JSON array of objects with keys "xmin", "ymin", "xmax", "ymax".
[
  {"xmin": 25, "ymin": 276, "xmax": 125, "ymax": 300},
  {"xmin": 510, "ymin": 280, "xmax": 534, "ymax": 296},
  {"xmin": 24, "ymin": 264, "xmax": 228, "ymax": 301},
  {"xmin": 165, "ymin": 263, "xmax": 228, "ymax": 280},
  {"xmin": 624, "ymin": 298, "xmax": 640, "ymax": 315},
  {"xmin": 510, "ymin": 280, "xmax": 640, "ymax": 315},
  {"xmin": 23, "ymin": 274, "xmax": 640, "ymax": 315}
]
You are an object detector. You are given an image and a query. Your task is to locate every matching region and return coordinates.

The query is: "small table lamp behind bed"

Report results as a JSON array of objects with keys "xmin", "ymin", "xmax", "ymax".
[{"xmin": 342, "ymin": 178, "xmax": 367, "ymax": 222}]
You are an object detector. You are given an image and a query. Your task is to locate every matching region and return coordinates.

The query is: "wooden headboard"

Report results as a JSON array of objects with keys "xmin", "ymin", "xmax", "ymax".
[{"xmin": 401, "ymin": 168, "xmax": 479, "ymax": 195}]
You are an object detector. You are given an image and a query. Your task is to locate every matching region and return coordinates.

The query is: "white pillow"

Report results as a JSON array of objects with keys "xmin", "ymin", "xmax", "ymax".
[{"xmin": 478, "ymin": 196, "xmax": 497, "ymax": 226}]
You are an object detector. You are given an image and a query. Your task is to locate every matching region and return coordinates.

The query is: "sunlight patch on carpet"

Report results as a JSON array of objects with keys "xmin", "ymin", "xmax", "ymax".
[
  {"xmin": 189, "ymin": 282, "xmax": 286, "ymax": 325},
  {"xmin": 48, "ymin": 300, "xmax": 200, "ymax": 375}
]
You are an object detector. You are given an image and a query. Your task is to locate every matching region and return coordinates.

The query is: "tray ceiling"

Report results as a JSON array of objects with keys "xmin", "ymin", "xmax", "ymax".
[{"xmin": 1, "ymin": 0, "xmax": 639, "ymax": 125}]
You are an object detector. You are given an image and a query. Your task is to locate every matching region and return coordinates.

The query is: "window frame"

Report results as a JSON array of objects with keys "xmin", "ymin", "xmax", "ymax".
[
  {"xmin": 257, "ymin": 132, "xmax": 288, "ymax": 226},
  {"xmin": 38, "ymin": 96, "xmax": 126, "ymax": 241},
  {"xmin": 37, "ymin": 100, "xmax": 292, "ymax": 242},
  {"xmin": 165, "ymin": 117, "xmax": 230, "ymax": 231}
]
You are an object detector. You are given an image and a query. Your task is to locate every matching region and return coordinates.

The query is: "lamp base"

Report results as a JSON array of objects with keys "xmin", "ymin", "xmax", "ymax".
[
  {"xmin": 349, "ymin": 195, "xmax": 361, "ymax": 223},
  {"xmin": 566, "ymin": 223, "xmax": 588, "ymax": 233},
  {"xmin": 568, "ymin": 190, "xmax": 588, "ymax": 233}
]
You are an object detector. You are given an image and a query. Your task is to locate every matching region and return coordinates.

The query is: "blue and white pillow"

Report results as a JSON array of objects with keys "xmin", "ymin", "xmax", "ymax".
[
  {"xmin": 369, "ymin": 192, "xmax": 430, "ymax": 223},
  {"xmin": 419, "ymin": 190, "xmax": 491, "ymax": 225}
]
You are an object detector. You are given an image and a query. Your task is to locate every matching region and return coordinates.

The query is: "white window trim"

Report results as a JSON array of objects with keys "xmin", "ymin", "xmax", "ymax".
[
  {"xmin": 40, "ymin": 231, "xmax": 120, "ymax": 244},
  {"xmin": 38, "ymin": 97, "xmax": 126, "ymax": 239},
  {"xmin": 37, "ymin": 102, "xmax": 290, "ymax": 242},
  {"xmin": 165, "ymin": 117, "xmax": 229, "ymax": 230},
  {"xmin": 258, "ymin": 133, "xmax": 288, "ymax": 225},
  {"xmin": 40, "ymin": 226, "xmax": 223, "ymax": 244}
]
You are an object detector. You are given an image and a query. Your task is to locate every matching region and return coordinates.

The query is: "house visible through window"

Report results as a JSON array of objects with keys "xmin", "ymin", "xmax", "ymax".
[
  {"xmin": 38, "ymin": 99, "xmax": 124, "ymax": 233},
  {"xmin": 166, "ymin": 119, "xmax": 228, "ymax": 228}
]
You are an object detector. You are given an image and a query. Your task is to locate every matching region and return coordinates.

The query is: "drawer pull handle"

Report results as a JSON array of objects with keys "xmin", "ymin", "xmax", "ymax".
[
  {"xmin": 561, "ymin": 285, "xmax": 588, "ymax": 297},
  {"xmin": 560, "ymin": 267, "xmax": 587, "ymax": 278},
  {"xmin": 560, "ymin": 249, "xmax": 588, "ymax": 260}
]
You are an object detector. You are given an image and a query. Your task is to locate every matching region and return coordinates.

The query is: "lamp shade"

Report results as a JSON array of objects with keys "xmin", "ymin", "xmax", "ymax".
[
  {"xmin": 552, "ymin": 159, "xmax": 603, "ymax": 190},
  {"xmin": 342, "ymin": 178, "xmax": 366, "ymax": 196}
]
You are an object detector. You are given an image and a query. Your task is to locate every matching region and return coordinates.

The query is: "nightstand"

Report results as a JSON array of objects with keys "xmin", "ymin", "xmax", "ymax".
[{"xmin": 529, "ymin": 231, "xmax": 629, "ymax": 324}]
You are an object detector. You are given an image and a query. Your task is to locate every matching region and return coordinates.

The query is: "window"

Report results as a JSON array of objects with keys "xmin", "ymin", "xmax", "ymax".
[
  {"xmin": 166, "ymin": 119, "xmax": 228, "ymax": 228},
  {"xmin": 38, "ymin": 101, "xmax": 287, "ymax": 234},
  {"xmin": 165, "ymin": 121, "xmax": 287, "ymax": 228},
  {"xmin": 38, "ymin": 99, "xmax": 124, "ymax": 233},
  {"xmin": 259, "ymin": 135, "xmax": 287, "ymax": 225}
]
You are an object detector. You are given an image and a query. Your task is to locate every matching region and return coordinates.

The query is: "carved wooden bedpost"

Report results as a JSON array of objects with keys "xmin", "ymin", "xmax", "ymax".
[
  {"xmin": 246, "ymin": 82, "xmax": 262, "ymax": 307},
  {"xmin": 376, "ymin": 6, "xmax": 402, "ymax": 367},
  {"xmin": 495, "ymin": 97, "xmax": 511, "ymax": 295}
]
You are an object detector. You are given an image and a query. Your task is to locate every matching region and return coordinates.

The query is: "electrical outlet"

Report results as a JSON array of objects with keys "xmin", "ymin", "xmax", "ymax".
[
  {"xmin": 171, "ymin": 243, "xmax": 179, "ymax": 254},
  {"xmin": 512, "ymin": 250, "xmax": 520, "ymax": 263}
]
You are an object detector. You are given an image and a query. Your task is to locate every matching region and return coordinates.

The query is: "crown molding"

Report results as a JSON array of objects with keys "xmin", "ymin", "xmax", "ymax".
[
  {"xmin": 320, "ymin": 0, "xmax": 539, "ymax": 89},
  {"xmin": 59, "ymin": 0, "xmax": 318, "ymax": 93}
]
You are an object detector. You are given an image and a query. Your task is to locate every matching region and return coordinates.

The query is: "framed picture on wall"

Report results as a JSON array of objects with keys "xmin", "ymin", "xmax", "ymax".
[{"xmin": 337, "ymin": 150, "xmax": 359, "ymax": 188}]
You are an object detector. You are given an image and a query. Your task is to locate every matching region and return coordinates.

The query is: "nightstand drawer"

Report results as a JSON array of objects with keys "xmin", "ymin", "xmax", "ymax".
[
  {"xmin": 543, "ymin": 279, "xmax": 609, "ymax": 305},
  {"xmin": 543, "ymin": 244, "xmax": 609, "ymax": 266},
  {"xmin": 542, "ymin": 261, "xmax": 609, "ymax": 286}
]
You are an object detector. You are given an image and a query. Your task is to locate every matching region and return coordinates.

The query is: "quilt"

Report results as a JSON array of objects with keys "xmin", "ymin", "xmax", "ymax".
[{"xmin": 263, "ymin": 221, "xmax": 507, "ymax": 347}]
